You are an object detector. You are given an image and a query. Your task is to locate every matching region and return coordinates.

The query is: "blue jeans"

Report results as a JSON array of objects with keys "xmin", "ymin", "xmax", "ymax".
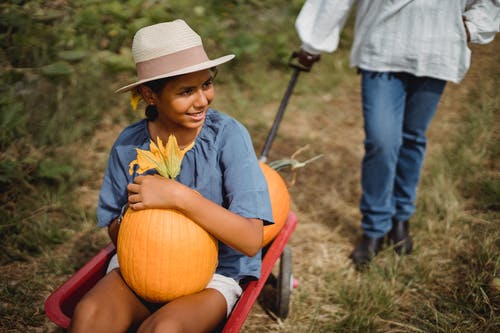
[{"xmin": 359, "ymin": 70, "xmax": 446, "ymax": 238}]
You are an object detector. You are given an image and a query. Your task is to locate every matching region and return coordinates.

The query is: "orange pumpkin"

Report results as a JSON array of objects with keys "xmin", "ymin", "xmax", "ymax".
[
  {"xmin": 260, "ymin": 162, "xmax": 291, "ymax": 246},
  {"xmin": 117, "ymin": 207, "xmax": 218, "ymax": 303},
  {"xmin": 118, "ymin": 132, "xmax": 289, "ymax": 302}
]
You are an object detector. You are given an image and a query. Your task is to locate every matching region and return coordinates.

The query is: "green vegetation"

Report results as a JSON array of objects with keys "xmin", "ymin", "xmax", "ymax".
[
  {"xmin": 1, "ymin": 1, "xmax": 498, "ymax": 332},
  {"xmin": 0, "ymin": 0, "xmax": 304, "ymax": 264}
]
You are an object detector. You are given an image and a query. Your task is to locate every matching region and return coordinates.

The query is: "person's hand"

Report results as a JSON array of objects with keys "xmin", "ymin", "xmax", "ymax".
[
  {"xmin": 290, "ymin": 48, "xmax": 321, "ymax": 72},
  {"xmin": 462, "ymin": 16, "xmax": 471, "ymax": 43},
  {"xmin": 127, "ymin": 174, "xmax": 181, "ymax": 210}
]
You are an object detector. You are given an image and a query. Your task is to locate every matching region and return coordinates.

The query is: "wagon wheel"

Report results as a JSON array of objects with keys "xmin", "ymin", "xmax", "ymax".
[{"xmin": 276, "ymin": 245, "xmax": 292, "ymax": 319}]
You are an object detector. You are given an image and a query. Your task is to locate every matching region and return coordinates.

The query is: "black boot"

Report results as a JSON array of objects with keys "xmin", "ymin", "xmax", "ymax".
[
  {"xmin": 350, "ymin": 234, "xmax": 385, "ymax": 267},
  {"xmin": 389, "ymin": 219, "xmax": 413, "ymax": 255}
]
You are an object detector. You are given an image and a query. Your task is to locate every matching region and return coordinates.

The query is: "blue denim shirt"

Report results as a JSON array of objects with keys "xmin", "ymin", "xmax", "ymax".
[{"xmin": 97, "ymin": 108, "xmax": 274, "ymax": 280}]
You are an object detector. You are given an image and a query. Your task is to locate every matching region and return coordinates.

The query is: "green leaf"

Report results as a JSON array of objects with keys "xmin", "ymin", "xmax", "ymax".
[
  {"xmin": 57, "ymin": 50, "xmax": 87, "ymax": 62},
  {"xmin": 39, "ymin": 61, "xmax": 73, "ymax": 78},
  {"xmin": 95, "ymin": 50, "xmax": 134, "ymax": 73}
]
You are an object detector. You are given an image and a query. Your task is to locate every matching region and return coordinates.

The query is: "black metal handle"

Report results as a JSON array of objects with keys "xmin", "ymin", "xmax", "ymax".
[{"xmin": 259, "ymin": 67, "xmax": 301, "ymax": 162}]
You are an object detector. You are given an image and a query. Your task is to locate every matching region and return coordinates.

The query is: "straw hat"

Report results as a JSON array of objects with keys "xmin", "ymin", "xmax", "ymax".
[{"xmin": 115, "ymin": 19, "xmax": 235, "ymax": 93}]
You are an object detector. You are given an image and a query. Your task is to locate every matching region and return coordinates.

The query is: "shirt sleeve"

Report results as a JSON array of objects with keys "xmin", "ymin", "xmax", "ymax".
[
  {"xmin": 295, "ymin": 0, "xmax": 356, "ymax": 54},
  {"xmin": 218, "ymin": 120, "xmax": 274, "ymax": 226},
  {"xmin": 464, "ymin": 0, "xmax": 500, "ymax": 44},
  {"xmin": 96, "ymin": 145, "xmax": 131, "ymax": 228}
]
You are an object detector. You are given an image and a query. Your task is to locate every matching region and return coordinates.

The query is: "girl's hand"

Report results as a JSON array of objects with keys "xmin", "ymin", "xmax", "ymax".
[{"xmin": 127, "ymin": 174, "xmax": 183, "ymax": 210}]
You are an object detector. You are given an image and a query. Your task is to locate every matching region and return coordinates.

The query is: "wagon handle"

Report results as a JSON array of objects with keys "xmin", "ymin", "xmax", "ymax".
[{"xmin": 259, "ymin": 59, "xmax": 302, "ymax": 162}]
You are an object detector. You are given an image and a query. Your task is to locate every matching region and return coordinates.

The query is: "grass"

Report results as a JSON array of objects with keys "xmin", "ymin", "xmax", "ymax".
[{"xmin": 407, "ymin": 59, "xmax": 499, "ymax": 332}]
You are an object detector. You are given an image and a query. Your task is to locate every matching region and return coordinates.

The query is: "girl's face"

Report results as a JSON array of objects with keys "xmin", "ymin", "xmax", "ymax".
[{"xmin": 154, "ymin": 69, "xmax": 214, "ymax": 131}]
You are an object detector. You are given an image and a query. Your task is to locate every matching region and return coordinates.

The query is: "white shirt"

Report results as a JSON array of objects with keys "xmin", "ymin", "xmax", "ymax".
[{"xmin": 296, "ymin": 0, "xmax": 499, "ymax": 83}]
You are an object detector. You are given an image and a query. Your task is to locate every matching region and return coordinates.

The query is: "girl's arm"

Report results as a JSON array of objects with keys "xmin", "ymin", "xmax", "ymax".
[
  {"xmin": 127, "ymin": 174, "xmax": 263, "ymax": 257},
  {"xmin": 107, "ymin": 219, "xmax": 120, "ymax": 246}
]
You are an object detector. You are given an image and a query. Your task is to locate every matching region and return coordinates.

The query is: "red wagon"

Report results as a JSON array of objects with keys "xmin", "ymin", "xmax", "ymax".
[{"xmin": 45, "ymin": 211, "xmax": 298, "ymax": 332}]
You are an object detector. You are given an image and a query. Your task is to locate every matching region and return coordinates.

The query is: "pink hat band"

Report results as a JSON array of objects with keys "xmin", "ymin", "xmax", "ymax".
[{"xmin": 136, "ymin": 45, "xmax": 209, "ymax": 81}]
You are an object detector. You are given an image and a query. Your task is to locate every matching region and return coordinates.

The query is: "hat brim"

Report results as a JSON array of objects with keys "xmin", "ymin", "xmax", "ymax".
[{"xmin": 115, "ymin": 54, "xmax": 235, "ymax": 93}]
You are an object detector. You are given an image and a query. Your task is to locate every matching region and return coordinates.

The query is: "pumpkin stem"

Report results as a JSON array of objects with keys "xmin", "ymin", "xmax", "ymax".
[{"xmin": 268, "ymin": 145, "xmax": 323, "ymax": 185}]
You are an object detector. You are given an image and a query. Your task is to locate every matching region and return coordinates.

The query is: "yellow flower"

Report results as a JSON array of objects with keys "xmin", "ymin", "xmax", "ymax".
[
  {"xmin": 130, "ymin": 89, "xmax": 142, "ymax": 112},
  {"xmin": 165, "ymin": 134, "xmax": 182, "ymax": 177},
  {"xmin": 129, "ymin": 134, "xmax": 184, "ymax": 179}
]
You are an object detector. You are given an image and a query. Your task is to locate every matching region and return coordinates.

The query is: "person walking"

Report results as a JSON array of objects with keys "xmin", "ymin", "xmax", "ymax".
[{"xmin": 293, "ymin": 0, "xmax": 499, "ymax": 267}]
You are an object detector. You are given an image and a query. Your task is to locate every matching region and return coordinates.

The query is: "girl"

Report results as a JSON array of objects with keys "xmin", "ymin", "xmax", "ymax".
[{"xmin": 70, "ymin": 20, "xmax": 273, "ymax": 333}]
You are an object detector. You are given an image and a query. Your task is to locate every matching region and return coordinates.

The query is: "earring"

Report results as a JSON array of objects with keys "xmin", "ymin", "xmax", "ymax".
[{"xmin": 145, "ymin": 104, "xmax": 158, "ymax": 121}]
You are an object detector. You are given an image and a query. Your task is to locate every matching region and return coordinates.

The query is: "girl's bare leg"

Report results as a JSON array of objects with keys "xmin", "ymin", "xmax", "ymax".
[
  {"xmin": 70, "ymin": 269, "xmax": 151, "ymax": 333},
  {"xmin": 138, "ymin": 288, "xmax": 227, "ymax": 333}
]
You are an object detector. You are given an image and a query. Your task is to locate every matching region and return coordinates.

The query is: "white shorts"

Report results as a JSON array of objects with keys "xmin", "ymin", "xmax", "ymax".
[
  {"xmin": 206, "ymin": 273, "xmax": 243, "ymax": 317},
  {"xmin": 106, "ymin": 254, "xmax": 242, "ymax": 316}
]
